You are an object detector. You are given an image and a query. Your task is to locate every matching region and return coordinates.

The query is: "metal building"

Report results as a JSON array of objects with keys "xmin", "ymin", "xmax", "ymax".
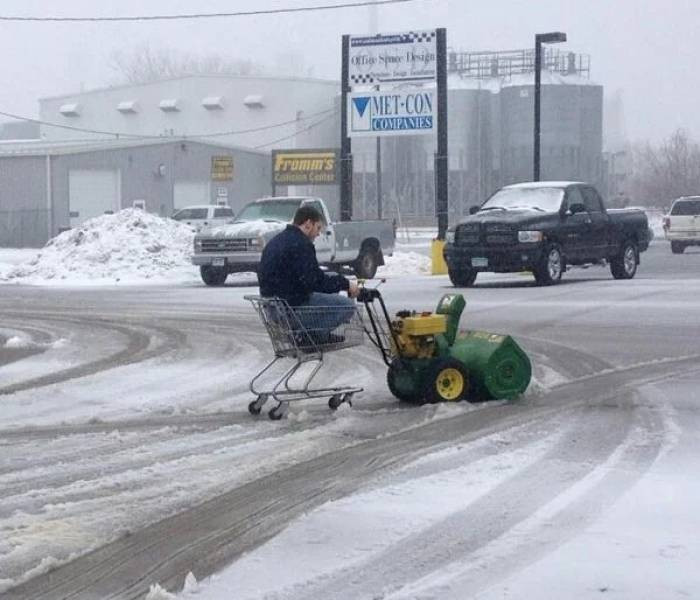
[
  {"xmin": 0, "ymin": 139, "xmax": 269, "ymax": 247},
  {"xmin": 38, "ymin": 75, "xmax": 338, "ymax": 148}
]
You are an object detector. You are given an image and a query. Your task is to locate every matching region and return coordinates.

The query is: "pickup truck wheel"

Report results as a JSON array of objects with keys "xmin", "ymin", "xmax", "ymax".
[
  {"xmin": 448, "ymin": 267, "xmax": 477, "ymax": 287},
  {"xmin": 610, "ymin": 241, "xmax": 638, "ymax": 279},
  {"xmin": 534, "ymin": 244, "xmax": 563, "ymax": 286},
  {"xmin": 671, "ymin": 241, "xmax": 685, "ymax": 254},
  {"xmin": 200, "ymin": 265, "xmax": 228, "ymax": 286},
  {"xmin": 354, "ymin": 248, "xmax": 378, "ymax": 279}
]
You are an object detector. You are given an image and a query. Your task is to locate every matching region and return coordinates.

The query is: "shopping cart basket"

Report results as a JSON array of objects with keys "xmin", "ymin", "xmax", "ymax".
[{"xmin": 244, "ymin": 295, "xmax": 365, "ymax": 419}]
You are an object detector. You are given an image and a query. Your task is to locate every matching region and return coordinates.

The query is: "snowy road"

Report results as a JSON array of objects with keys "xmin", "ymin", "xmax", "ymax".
[{"xmin": 1, "ymin": 242, "xmax": 700, "ymax": 599}]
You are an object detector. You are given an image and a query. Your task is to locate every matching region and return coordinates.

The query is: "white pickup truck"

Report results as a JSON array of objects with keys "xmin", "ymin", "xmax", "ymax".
[
  {"xmin": 191, "ymin": 196, "xmax": 395, "ymax": 286},
  {"xmin": 663, "ymin": 196, "xmax": 700, "ymax": 254}
]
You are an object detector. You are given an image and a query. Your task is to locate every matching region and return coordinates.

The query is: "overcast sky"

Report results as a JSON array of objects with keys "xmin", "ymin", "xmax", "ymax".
[{"xmin": 0, "ymin": 0, "xmax": 698, "ymax": 145}]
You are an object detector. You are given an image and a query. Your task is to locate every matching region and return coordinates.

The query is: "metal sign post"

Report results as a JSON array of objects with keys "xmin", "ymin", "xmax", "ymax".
[
  {"xmin": 435, "ymin": 27, "xmax": 448, "ymax": 240},
  {"xmin": 340, "ymin": 34, "xmax": 353, "ymax": 222}
]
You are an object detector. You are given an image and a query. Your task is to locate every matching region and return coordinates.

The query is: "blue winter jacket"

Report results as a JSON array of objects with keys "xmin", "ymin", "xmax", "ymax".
[{"xmin": 259, "ymin": 225, "xmax": 350, "ymax": 306}]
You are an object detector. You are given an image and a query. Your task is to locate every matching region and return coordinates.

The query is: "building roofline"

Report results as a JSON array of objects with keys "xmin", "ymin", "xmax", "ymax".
[
  {"xmin": 0, "ymin": 137, "xmax": 270, "ymax": 157},
  {"xmin": 40, "ymin": 74, "xmax": 340, "ymax": 102}
]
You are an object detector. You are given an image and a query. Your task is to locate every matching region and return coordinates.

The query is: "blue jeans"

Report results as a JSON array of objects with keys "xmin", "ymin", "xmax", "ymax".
[{"xmin": 294, "ymin": 292, "xmax": 355, "ymax": 337}]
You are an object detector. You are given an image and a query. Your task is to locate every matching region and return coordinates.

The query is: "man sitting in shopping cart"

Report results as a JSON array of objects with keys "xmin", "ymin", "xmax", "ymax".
[{"xmin": 258, "ymin": 205, "xmax": 360, "ymax": 346}]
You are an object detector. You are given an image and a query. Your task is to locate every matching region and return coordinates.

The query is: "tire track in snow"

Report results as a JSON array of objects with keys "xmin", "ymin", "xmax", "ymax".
[
  {"xmin": 4, "ymin": 403, "xmax": 560, "ymax": 600},
  {"xmin": 7, "ymin": 334, "xmax": 697, "ymax": 599},
  {"xmin": 0, "ymin": 313, "xmax": 187, "ymax": 395},
  {"xmin": 295, "ymin": 393, "xmax": 663, "ymax": 600},
  {"xmin": 387, "ymin": 403, "xmax": 669, "ymax": 599},
  {"xmin": 2, "ymin": 282, "xmax": 691, "ymax": 599}
]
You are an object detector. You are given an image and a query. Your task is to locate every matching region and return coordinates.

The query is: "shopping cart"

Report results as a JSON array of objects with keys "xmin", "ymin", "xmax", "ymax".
[{"xmin": 244, "ymin": 295, "xmax": 365, "ymax": 419}]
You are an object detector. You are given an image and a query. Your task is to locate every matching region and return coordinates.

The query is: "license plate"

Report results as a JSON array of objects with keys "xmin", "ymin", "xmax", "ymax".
[
  {"xmin": 471, "ymin": 257, "xmax": 488, "ymax": 267},
  {"xmin": 212, "ymin": 258, "xmax": 225, "ymax": 267}
]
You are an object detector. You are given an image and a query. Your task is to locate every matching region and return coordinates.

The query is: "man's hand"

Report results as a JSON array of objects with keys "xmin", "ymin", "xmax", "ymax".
[{"xmin": 347, "ymin": 281, "xmax": 360, "ymax": 298}]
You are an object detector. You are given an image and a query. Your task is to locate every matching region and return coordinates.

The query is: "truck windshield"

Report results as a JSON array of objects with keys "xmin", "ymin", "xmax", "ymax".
[
  {"xmin": 234, "ymin": 200, "xmax": 301, "ymax": 222},
  {"xmin": 172, "ymin": 208, "xmax": 208, "ymax": 220},
  {"xmin": 670, "ymin": 198, "xmax": 700, "ymax": 215},
  {"xmin": 480, "ymin": 188, "xmax": 564, "ymax": 212}
]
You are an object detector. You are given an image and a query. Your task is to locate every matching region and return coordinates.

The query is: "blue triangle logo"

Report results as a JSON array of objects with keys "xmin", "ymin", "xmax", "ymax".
[{"xmin": 352, "ymin": 96, "xmax": 370, "ymax": 117}]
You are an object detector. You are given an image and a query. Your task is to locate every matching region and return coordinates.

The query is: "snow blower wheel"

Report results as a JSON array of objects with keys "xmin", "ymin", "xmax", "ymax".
[
  {"xmin": 425, "ymin": 358, "xmax": 470, "ymax": 403},
  {"xmin": 386, "ymin": 358, "xmax": 424, "ymax": 403}
]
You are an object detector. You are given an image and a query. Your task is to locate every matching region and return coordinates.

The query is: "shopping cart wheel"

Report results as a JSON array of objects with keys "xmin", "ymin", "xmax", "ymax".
[
  {"xmin": 248, "ymin": 394, "xmax": 268, "ymax": 416},
  {"xmin": 328, "ymin": 394, "xmax": 344, "ymax": 410},
  {"xmin": 268, "ymin": 404, "xmax": 287, "ymax": 420}
]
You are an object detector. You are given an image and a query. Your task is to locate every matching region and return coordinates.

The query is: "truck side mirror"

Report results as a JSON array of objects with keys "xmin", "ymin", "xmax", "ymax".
[
  {"xmin": 469, "ymin": 206, "xmax": 479, "ymax": 215},
  {"xmin": 562, "ymin": 203, "xmax": 584, "ymax": 217}
]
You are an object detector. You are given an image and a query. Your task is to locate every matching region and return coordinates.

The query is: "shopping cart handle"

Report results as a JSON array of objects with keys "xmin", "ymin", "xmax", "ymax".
[{"xmin": 357, "ymin": 287, "xmax": 381, "ymax": 303}]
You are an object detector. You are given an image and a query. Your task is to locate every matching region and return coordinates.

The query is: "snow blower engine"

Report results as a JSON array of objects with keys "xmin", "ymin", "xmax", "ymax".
[{"xmin": 358, "ymin": 288, "xmax": 531, "ymax": 404}]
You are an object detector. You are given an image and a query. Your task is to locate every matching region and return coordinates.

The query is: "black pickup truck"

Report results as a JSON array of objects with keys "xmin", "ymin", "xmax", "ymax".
[{"xmin": 444, "ymin": 181, "xmax": 650, "ymax": 286}]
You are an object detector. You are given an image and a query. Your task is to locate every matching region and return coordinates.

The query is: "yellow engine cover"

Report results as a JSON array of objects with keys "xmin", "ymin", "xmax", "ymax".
[{"xmin": 402, "ymin": 313, "xmax": 447, "ymax": 336}]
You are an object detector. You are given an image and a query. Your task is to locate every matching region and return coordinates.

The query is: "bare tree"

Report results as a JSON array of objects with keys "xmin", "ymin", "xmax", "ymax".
[
  {"xmin": 109, "ymin": 44, "xmax": 261, "ymax": 85},
  {"xmin": 629, "ymin": 129, "xmax": 700, "ymax": 207}
]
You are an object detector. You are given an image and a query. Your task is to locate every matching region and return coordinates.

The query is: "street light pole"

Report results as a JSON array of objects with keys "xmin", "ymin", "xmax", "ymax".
[{"xmin": 533, "ymin": 31, "xmax": 566, "ymax": 182}]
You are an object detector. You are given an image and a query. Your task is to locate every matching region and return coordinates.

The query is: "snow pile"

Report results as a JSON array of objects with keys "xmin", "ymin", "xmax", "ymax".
[
  {"xmin": 379, "ymin": 251, "xmax": 432, "ymax": 276},
  {"xmin": 0, "ymin": 212, "xmax": 433, "ymax": 286},
  {"xmin": 0, "ymin": 248, "xmax": 37, "ymax": 274},
  {"xmin": 145, "ymin": 583, "xmax": 177, "ymax": 599},
  {"xmin": 3, "ymin": 335, "xmax": 31, "ymax": 349},
  {"xmin": 0, "ymin": 209, "xmax": 197, "ymax": 285},
  {"xmin": 2, "ymin": 335, "xmax": 68, "ymax": 350}
]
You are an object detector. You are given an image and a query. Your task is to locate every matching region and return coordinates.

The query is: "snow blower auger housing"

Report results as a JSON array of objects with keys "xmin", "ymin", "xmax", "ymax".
[{"xmin": 358, "ymin": 289, "xmax": 532, "ymax": 404}]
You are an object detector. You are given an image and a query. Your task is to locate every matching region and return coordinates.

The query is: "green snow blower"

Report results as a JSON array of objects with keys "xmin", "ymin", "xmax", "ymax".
[{"xmin": 358, "ymin": 289, "xmax": 531, "ymax": 403}]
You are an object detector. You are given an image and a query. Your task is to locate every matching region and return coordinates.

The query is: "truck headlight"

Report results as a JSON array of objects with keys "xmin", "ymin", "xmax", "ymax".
[
  {"xmin": 248, "ymin": 236, "xmax": 265, "ymax": 249},
  {"xmin": 194, "ymin": 239, "xmax": 203, "ymax": 252},
  {"xmin": 518, "ymin": 230, "xmax": 543, "ymax": 243},
  {"xmin": 445, "ymin": 230, "xmax": 456, "ymax": 244}
]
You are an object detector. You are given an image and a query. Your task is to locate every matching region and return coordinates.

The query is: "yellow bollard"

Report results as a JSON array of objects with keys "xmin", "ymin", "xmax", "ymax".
[{"xmin": 430, "ymin": 239, "xmax": 448, "ymax": 275}]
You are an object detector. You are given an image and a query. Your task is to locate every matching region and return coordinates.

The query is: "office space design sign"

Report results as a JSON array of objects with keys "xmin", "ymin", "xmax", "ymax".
[
  {"xmin": 348, "ymin": 90, "xmax": 436, "ymax": 137},
  {"xmin": 272, "ymin": 149, "xmax": 339, "ymax": 185},
  {"xmin": 349, "ymin": 30, "xmax": 437, "ymax": 85}
]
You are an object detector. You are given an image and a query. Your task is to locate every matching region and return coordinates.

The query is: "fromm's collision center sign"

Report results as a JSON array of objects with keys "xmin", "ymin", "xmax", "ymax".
[{"xmin": 272, "ymin": 149, "xmax": 339, "ymax": 185}]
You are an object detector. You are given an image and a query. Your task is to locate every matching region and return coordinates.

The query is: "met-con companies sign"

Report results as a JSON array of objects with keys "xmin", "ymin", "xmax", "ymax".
[
  {"xmin": 349, "ymin": 30, "xmax": 437, "ymax": 85},
  {"xmin": 348, "ymin": 90, "xmax": 436, "ymax": 137},
  {"xmin": 272, "ymin": 149, "xmax": 339, "ymax": 185}
]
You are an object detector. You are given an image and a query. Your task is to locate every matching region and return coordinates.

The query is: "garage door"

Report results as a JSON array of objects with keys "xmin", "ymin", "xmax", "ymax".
[
  {"xmin": 69, "ymin": 169, "xmax": 121, "ymax": 227},
  {"xmin": 173, "ymin": 181, "xmax": 211, "ymax": 211}
]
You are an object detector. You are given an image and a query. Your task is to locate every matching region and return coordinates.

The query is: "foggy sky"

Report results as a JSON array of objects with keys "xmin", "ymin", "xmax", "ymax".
[{"xmin": 1, "ymin": 0, "xmax": 698, "ymax": 145}]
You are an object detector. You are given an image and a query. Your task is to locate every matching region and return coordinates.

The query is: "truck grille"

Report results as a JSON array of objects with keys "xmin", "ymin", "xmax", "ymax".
[
  {"xmin": 456, "ymin": 224, "xmax": 517, "ymax": 245},
  {"xmin": 456, "ymin": 223, "xmax": 479, "ymax": 245},
  {"xmin": 200, "ymin": 238, "xmax": 249, "ymax": 252},
  {"xmin": 485, "ymin": 233, "xmax": 517, "ymax": 245}
]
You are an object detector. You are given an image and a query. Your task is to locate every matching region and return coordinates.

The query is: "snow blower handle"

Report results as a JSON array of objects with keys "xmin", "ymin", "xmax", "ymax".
[
  {"xmin": 357, "ymin": 287, "xmax": 381, "ymax": 303},
  {"xmin": 356, "ymin": 278, "xmax": 385, "ymax": 303}
]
